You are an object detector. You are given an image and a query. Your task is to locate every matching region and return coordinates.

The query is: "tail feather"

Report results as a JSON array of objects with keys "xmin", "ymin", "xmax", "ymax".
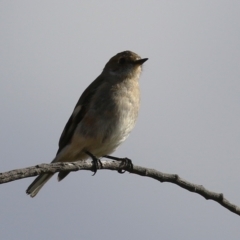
[
  {"xmin": 57, "ymin": 171, "xmax": 70, "ymax": 181},
  {"xmin": 26, "ymin": 173, "xmax": 54, "ymax": 198}
]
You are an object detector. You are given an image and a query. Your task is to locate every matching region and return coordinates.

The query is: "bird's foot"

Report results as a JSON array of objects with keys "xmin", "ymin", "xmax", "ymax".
[
  {"xmin": 103, "ymin": 155, "xmax": 133, "ymax": 173},
  {"xmin": 85, "ymin": 151, "xmax": 103, "ymax": 176}
]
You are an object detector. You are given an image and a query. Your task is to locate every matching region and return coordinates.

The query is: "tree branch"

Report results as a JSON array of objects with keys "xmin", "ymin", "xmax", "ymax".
[{"xmin": 1, "ymin": 160, "xmax": 239, "ymax": 216}]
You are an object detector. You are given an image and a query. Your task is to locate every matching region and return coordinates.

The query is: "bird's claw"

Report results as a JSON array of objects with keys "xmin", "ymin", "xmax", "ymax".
[
  {"xmin": 91, "ymin": 157, "xmax": 103, "ymax": 176},
  {"xmin": 118, "ymin": 157, "xmax": 133, "ymax": 173},
  {"xmin": 85, "ymin": 151, "xmax": 102, "ymax": 176}
]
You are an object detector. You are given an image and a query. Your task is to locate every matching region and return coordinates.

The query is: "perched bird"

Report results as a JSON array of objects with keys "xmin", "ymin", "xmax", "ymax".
[{"xmin": 26, "ymin": 50, "xmax": 148, "ymax": 197}]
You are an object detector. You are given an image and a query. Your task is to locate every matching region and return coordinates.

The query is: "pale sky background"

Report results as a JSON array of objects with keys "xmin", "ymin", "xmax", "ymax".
[{"xmin": 1, "ymin": 1, "xmax": 240, "ymax": 239}]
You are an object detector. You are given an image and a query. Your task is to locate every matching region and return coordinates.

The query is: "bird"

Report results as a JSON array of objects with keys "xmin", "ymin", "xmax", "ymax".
[{"xmin": 26, "ymin": 50, "xmax": 148, "ymax": 197}]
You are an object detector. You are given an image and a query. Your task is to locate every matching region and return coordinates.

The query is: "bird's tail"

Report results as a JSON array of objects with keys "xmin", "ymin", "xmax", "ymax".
[{"xmin": 26, "ymin": 173, "xmax": 54, "ymax": 198}]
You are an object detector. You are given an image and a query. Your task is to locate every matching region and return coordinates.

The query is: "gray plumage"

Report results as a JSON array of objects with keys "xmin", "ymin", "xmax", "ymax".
[{"xmin": 26, "ymin": 50, "xmax": 148, "ymax": 197}]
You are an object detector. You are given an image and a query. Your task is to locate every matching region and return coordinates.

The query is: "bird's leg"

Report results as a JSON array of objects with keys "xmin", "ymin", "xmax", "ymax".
[
  {"xmin": 103, "ymin": 155, "xmax": 133, "ymax": 173},
  {"xmin": 85, "ymin": 151, "xmax": 103, "ymax": 176}
]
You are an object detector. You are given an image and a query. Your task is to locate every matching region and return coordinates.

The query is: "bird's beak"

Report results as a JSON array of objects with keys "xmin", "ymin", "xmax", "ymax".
[{"xmin": 134, "ymin": 58, "xmax": 148, "ymax": 65}]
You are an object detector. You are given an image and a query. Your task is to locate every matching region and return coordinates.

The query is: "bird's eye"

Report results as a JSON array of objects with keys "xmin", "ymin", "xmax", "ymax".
[{"xmin": 118, "ymin": 57, "xmax": 126, "ymax": 64}]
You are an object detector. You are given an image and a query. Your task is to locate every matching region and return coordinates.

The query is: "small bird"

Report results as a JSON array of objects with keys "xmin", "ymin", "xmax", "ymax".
[{"xmin": 26, "ymin": 50, "xmax": 148, "ymax": 197}]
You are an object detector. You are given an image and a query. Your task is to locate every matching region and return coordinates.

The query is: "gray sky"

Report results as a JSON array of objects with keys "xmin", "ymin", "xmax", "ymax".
[{"xmin": 1, "ymin": 1, "xmax": 240, "ymax": 239}]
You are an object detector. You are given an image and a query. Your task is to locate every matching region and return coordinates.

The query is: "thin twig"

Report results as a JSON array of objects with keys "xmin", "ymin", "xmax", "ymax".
[{"xmin": 0, "ymin": 160, "xmax": 239, "ymax": 216}]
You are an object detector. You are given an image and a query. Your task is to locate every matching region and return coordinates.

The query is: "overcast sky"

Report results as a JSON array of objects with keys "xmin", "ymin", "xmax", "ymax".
[{"xmin": 1, "ymin": 1, "xmax": 240, "ymax": 239}]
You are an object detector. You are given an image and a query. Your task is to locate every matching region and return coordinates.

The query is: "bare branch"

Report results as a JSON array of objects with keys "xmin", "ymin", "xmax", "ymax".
[{"xmin": 0, "ymin": 160, "xmax": 239, "ymax": 216}]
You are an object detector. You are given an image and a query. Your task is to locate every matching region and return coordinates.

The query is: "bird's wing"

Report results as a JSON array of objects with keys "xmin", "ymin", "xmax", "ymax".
[{"xmin": 56, "ymin": 74, "xmax": 104, "ymax": 155}]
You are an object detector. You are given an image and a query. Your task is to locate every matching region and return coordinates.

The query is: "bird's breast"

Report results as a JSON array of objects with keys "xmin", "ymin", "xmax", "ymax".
[
  {"xmin": 102, "ymin": 78, "xmax": 140, "ymax": 143},
  {"xmin": 78, "ymin": 78, "xmax": 140, "ymax": 147}
]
